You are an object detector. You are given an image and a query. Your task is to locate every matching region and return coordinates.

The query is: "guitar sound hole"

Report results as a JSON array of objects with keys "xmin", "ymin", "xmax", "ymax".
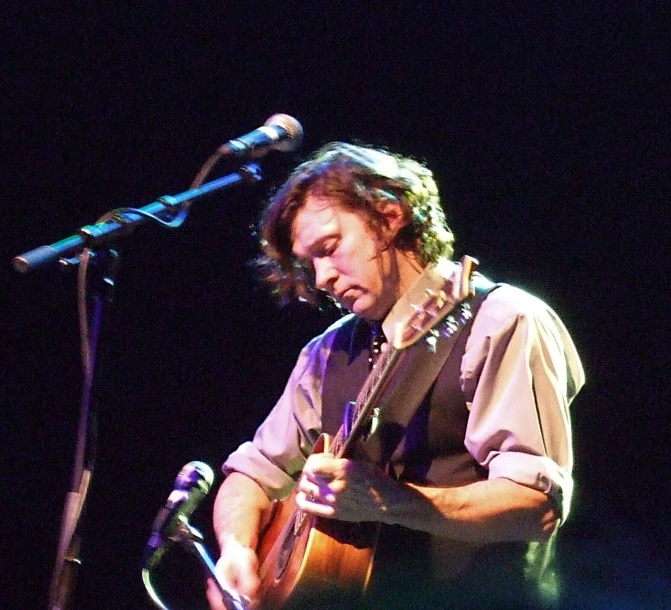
[{"xmin": 275, "ymin": 513, "xmax": 301, "ymax": 579}]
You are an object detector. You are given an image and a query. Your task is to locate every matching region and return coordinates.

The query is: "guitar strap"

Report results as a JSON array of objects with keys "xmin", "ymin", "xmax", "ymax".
[{"xmin": 323, "ymin": 274, "xmax": 498, "ymax": 467}]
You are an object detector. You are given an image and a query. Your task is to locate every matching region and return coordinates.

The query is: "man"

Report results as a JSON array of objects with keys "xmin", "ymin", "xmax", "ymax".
[{"xmin": 206, "ymin": 142, "xmax": 584, "ymax": 610}]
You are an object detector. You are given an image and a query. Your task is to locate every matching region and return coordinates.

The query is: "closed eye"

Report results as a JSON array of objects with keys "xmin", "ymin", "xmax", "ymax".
[
  {"xmin": 315, "ymin": 238, "xmax": 339, "ymax": 259},
  {"xmin": 293, "ymin": 237, "xmax": 340, "ymax": 271}
]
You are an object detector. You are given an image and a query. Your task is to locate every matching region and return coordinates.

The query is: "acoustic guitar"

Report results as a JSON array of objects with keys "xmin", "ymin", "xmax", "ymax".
[{"xmin": 253, "ymin": 256, "xmax": 478, "ymax": 609}]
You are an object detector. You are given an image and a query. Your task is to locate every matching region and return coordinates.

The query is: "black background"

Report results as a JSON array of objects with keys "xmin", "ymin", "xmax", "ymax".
[{"xmin": 2, "ymin": 4, "xmax": 669, "ymax": 609}]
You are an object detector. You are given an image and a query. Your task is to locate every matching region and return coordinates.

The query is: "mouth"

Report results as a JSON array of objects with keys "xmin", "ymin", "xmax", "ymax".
[{"xmin": 335, "ymin": 288, "xmax": 356, "ymax": 301}]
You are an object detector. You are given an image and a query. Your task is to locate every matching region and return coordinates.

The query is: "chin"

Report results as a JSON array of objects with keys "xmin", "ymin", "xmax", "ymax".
[
  {"xmin": 350, "ymin": 301, "xmax": 368, "ymax": 317},
  {"xmin": 352, "ymin": 299, "xmax": 382, "ymax": 321}
]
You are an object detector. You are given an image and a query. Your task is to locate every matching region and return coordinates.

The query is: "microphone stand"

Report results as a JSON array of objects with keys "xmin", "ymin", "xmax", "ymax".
[
  {"xmin": 12, "ymin": 163, "xmax": 263, "ymax": 610},
  {"xmin": 13, "ymin": 163, "xmax": 262, "ymax": 273},
  {"xmin": 48, "ymin": 248, "xmax": 118, "ymax": 610},
  {"xmin": 142, "ymin": 521, "xmax": 249, "ymax": 610}
]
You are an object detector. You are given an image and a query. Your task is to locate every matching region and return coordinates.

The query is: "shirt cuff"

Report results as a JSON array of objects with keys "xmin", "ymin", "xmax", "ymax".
[
  {"xmin": 487, "ymin": 451, "xmax": 573, "ymax": 522},
  {"xmin": 223, "ymin": 441, "xmax": 298, "ymax": 500}
]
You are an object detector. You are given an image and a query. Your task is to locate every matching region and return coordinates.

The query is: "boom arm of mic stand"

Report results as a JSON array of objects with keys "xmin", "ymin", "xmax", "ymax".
[
  {"xmin": 12, "ymin": 163, "xmax": 262, "ymax": 274},
  {"xmin": 142, "ymin": 520, "xmax": 249, "ymax": 610}
]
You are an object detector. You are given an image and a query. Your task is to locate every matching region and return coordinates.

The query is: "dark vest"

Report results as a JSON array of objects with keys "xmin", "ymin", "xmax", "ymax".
[
  {"xmin": 320, "ymin": 299, "xmax": 557, "ymax": 610},
  {"xmin": 321, "ymin": 313, "xmax": 485, "ymax": 487}
]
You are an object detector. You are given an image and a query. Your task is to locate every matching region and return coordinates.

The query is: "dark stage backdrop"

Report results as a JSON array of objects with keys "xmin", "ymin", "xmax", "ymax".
[{"xmin": 2, "ymin": 4, "xmax": 669, "ymax": 610}]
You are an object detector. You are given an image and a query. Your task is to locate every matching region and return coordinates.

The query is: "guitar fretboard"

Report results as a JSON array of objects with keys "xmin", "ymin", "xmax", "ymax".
[{"xmin": 329, "ymin": 343, "xmax": 402, "ymax": 458}]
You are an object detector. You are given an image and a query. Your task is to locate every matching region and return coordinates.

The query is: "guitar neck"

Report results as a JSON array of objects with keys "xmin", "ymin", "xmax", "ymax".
[{"xmin": 329, "ymin": 344, "xmax": 403, "ymax": 458}]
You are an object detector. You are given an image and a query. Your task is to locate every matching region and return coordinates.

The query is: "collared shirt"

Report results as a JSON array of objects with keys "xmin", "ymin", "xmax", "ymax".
[{"xmin": 224, "ymin": 260, "xmax": 585, "ymax": 522}]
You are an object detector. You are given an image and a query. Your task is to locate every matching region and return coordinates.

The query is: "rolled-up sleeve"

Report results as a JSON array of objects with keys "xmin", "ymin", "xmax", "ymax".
[
  {"xmin": 223, "ymin": 317, "xmax": 350, "ymax": 500},
  {"xmin": 461, "ymin": 286, "xmax": 585, "ymax": 522}
]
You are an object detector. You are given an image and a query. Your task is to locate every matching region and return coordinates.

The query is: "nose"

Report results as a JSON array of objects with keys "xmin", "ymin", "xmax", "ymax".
[{"xmin": 313, "ymin": 257, "xmax": 338, "ymax": 291}]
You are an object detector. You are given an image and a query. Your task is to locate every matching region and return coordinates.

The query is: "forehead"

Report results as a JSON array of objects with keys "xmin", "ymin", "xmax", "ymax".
[{"xmin": 291, "ymin": 194, "xmax": 341, "ymax": 256}]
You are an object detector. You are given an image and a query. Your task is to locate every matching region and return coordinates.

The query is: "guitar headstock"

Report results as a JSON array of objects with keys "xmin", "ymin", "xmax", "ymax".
[{"xmin": 391, "ymin": 255, "xmax": 478, "ymax": 350}]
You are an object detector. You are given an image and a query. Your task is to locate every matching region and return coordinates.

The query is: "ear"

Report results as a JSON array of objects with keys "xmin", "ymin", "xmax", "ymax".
[{"xmin": 377, "ymin": 199, "xmax": 408, "ymax": 238}]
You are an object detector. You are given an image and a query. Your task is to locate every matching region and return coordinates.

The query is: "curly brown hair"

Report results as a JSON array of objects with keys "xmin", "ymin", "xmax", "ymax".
[{"xmin": 257, "ymin": 142, "xmax": 455, "ymax": 305}]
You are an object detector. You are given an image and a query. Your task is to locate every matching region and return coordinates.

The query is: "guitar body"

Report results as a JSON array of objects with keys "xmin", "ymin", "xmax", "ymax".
[{"xmin": 255, "ymin": 434, "xmax": 379, "ymax": 609}]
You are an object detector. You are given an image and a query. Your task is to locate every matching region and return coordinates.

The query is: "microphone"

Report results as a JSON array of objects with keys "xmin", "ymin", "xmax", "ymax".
[
  {"xmin": 143, "ymin": 461, "xmax": 215, "ymax": 570},
  {"xmin": 217, "ymin": 114, "xmax": 303, "ymax": 159}
]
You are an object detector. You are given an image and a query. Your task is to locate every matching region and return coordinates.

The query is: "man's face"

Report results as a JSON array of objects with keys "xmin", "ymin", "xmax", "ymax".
[{"xmin": 291, "ymin": 194, "xmax": 402, "ymax": 320}]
